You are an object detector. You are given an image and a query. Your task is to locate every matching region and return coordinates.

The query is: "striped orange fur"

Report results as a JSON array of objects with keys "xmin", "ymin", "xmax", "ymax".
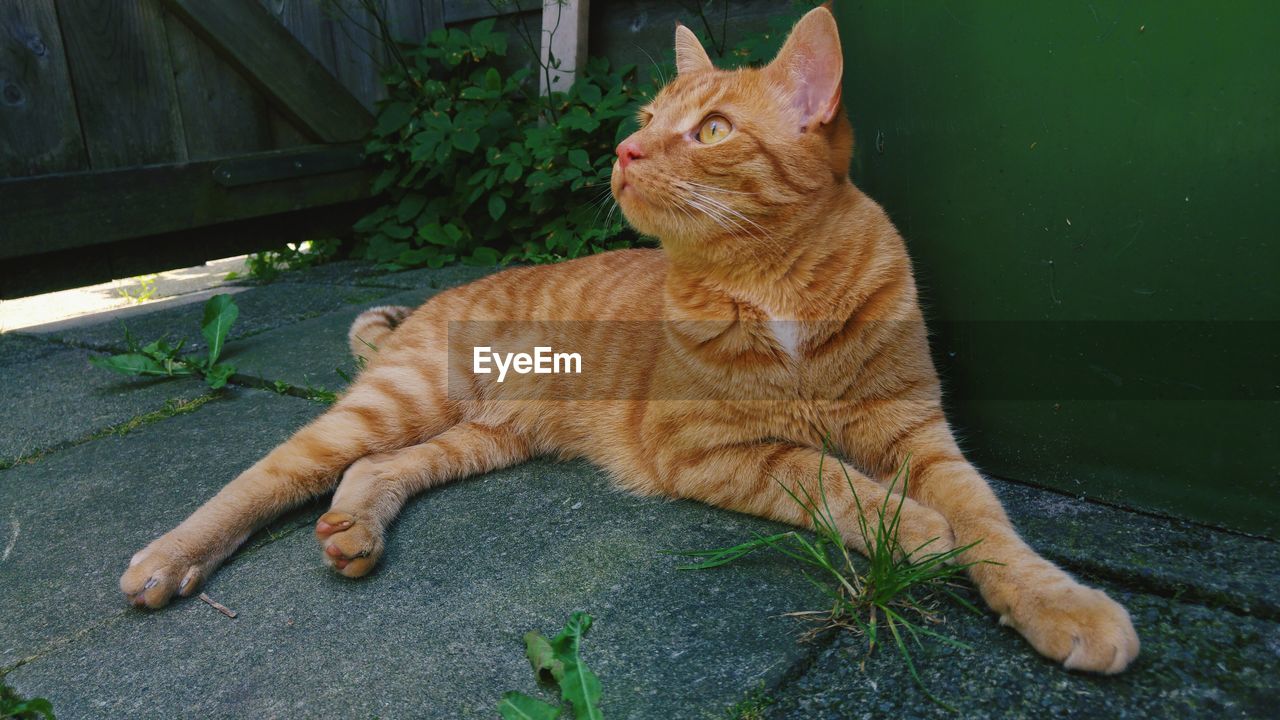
[{"xmin": 121, "ymin": 7, "xmax": 1137, "ymax": 673}]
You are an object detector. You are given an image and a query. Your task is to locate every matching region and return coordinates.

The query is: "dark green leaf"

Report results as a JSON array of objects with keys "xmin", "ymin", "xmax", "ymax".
[
  {"xmin": 548, "ymin": 613, "xmax": 604, "ymax": 720},
  {"xmin": 497, "ymin": 692, "xmax": 560, "ymax": 720},
  {"xmin": 484, "ymin": 67, "xmax": 502, "ymax": 92},
  {"xmin": 489, "ymin": 195, "xmax": 507, "ymax": 221},
  {"xmin": 568, "ymin": 149, "xmax": 591, "ymax": 171},
  {"xmin": 396, "ymin": 193, "xmax": 428, "ymax": 223},
  {"xmin": 466, "ymin": 247, "xmax": 501, "ymax": 266},
  {"xmin": 375, "ymin": 102, "xmax": 414, "ymax": 136},
  {"xmin": 90, "ymin": 353, "xmax": 169, "ymax": 377},
  {"xmin": 204, "ymin": 362, "xmax": 236, "ymax": 390},
  {"xmin": 200, "ymin": 294, "xmax": 239, "ymax": 366},
  {"xmin": 453, "ymin": 130, "xmax": 480, "ymax": 152},
  {"xmin": 577, "ymin": 83, "xmax": 602, "ymax": 106}
]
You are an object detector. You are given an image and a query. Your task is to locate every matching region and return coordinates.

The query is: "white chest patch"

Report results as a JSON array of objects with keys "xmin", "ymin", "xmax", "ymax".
[{"xmin": 768, "ymin": 315, "xmax": 801, "ymax": 360}]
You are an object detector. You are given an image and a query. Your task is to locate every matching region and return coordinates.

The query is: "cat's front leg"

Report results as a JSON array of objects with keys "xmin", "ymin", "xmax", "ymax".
[
  {"xmin": 878, "ymin": 423, "xmax": 1140, "ymax": 673},
  {"xmin": 653, "ymin": 442, "xmax": 956, "ymax": 560}
]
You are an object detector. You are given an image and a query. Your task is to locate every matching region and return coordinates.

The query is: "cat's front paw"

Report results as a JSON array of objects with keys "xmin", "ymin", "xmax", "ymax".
[
  {"xmin": 1000, "ymin": 576, "xmax": 1139, "ymax": 674},
  {"xmin": 120, "ymin": 531, "xmax": 223, "ymax": 609},
  {"xmin": 315, "ymin": 511, "xmax": 384, "ymax": 578}
]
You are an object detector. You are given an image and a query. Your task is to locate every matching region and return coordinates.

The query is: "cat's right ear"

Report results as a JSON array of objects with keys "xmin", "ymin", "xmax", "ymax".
[
  {"xmin": 766, "ymin": 6, "xmax": 844, "ymax": 131},
  {"xmin": 674, "ymin": 23, "xmax": 714, "ymax": 75}
]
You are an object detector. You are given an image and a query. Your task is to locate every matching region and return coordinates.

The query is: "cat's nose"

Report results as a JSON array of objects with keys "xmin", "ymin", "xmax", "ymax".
[{"xmin": 616, "ymin": 139, "xmax": 645, "ymax": 170}]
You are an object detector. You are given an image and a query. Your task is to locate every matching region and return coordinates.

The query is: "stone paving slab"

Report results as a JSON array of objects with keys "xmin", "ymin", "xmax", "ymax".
[
  {"xmin": 228, "ymin": 288, "xmax": 435, "ymax": 393},
  {"xmin": 1, "ymin": 387, "xmax": 824, "ymax": 718},
  {"xmin": 0, "ymin": 389, "xmax": 326, "ymax": 669},
  {"xmin": 34, "ymin": 282, "xmax": 402, "ymax": 353},
  {"xmin": 995, "ymin": 481, "xmax": 1280, "ymax": 619},
  {"xmin": 768, "ymin": 582, "xmax": 1280, "ymax": 719},
  {"xmin": 0, "ymin": 333, "xmax": 210, "ymax": 464}
]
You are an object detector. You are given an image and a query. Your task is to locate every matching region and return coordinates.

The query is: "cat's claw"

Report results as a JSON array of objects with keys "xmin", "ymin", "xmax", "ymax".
[
  {"xmin": 315, "ymin": 511, "xmax": 383, "ymax": 578},
  {"xmin": 1000, "ymin": 577, "xmax": 1139, "ymax": 674}
]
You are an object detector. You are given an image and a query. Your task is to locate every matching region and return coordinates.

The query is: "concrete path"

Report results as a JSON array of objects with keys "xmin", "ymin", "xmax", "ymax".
[{"xmin": 1, "ymin": 262, "xmax": 1276, "ymax": 719}]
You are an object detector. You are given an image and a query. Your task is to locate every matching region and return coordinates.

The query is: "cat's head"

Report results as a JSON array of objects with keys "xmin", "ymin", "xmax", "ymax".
[{"xmin": 611, "ymin": 6, "xmax": 852, "ymax": 257}]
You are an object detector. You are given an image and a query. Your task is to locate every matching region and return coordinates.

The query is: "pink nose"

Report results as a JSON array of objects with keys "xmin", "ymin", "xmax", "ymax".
[{"xmin": 616, "ymin": 139, "xmax": 644, "ymax": 170}]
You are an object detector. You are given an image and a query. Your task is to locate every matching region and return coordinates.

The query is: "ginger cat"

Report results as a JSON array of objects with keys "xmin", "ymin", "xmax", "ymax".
[{"xmin": 121, "ymin": 7, "xmax": 1138, "ymax": 673}]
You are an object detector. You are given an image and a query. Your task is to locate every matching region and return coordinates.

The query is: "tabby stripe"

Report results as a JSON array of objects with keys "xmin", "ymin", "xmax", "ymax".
[
  {"xmin": 739, "ymin": 131, "xmax": 810, "ymax": 196},
  {"xmin": 342, "ymin": 403, "xmax": 392, "ymax": 438},
  {"xmin": 810, "ymin": 275, "xmax": 905, "ymax": 358},
  {"xmin": 883, "ymin": 409, "xmax": 946, "ymax": 455}
]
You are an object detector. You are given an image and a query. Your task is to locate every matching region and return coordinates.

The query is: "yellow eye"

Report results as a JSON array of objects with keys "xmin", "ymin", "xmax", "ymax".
[{"xmin": 696, "ymin": 114, "xmax": 732, "ymax": 144}]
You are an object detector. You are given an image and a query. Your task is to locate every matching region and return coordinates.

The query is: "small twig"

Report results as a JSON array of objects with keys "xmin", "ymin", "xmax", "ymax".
[{"xmin": 199, "ymin": 592, "xmax": 238, "ymax": 619}]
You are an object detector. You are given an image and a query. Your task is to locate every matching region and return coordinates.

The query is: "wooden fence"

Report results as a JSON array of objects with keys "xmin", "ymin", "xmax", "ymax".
[{"xmin": 0, "ymin": 0, "xmax": 789, "ymax": 299}]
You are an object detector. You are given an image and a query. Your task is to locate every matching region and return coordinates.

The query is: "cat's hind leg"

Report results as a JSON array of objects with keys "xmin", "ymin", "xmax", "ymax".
[
  {"xmin": 315, "ymin": 422, "xmax": 531, "ymax": 577},
  {"xmin": 120, "ymin": 363, "xmax": 457, "ymax": 608}
]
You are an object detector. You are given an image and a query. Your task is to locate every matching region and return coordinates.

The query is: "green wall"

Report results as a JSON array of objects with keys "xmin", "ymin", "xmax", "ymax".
[{"xmin": 833, "ymin": 2, "xmax": 1279, "ymax": 536}]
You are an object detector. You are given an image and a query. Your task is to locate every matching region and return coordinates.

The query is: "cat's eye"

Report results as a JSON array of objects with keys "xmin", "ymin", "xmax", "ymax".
[{"xmin": 696, "ymin": 114, "xmax": 732, "ymax": 144}]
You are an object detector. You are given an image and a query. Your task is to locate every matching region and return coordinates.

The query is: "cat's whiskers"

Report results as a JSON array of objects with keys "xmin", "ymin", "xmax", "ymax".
[
  {"xmin": 678, "ymin": 180, "xmax": 754, "ymax": 196},
  {"xmin": 682, "ymin": 196, "xmax": 775, "ymax": 264},
  {"xmin": 682, "ymin": 189, "xmax": 785, "ymax": 259}
]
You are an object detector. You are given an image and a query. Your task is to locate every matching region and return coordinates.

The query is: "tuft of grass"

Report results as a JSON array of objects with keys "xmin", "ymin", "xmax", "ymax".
[
  {"xmin": 717, "ymin": 682, "xmax": 772, "ymax": 720},
  {"xmin": 674, "ymin": 449, "xmax": 990, "ymax": 711},
  {"xmin": 0, "ymin": 681, "xmax": 54, "ymax": 719}
]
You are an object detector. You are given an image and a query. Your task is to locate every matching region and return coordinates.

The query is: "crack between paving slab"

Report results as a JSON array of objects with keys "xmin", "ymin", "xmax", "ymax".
[
  {"xmin": 991, "ymin": 471, "xmax": 1277, "ymax": 543},
  {"xmin": 0, "ymin": 394, "xmax": 222, "ymax": 473},
  {"xmin": 0, "ymin": 512, "xmax": 322, "ymax": 679},
  {"xmin": 0, "ymin": 609, "xmax": 130, "ymax": 677},
  {"xmin": 1049, "ymin": 553, "xmax": 1280, "ymax": 622}
]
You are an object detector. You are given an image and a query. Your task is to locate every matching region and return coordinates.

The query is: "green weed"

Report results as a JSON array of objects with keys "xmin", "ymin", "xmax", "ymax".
[
  {"xmin": 717, "ymin": 682, "xmax": 772, "ymax": 719},
  {"xmin": 225, "ymin": 240, "xmax": 340, "ymax": 283},
  {"xmin": 498, "ymin": 612, "xmax": 604, "ymax": 720},
  {"xmin": 0, "ymin": 681, "xmax": 54, "ymax": 719},
  {"xmin": 90, "ymin": 294, "xmax": 240, "ymax": 390},
  {"xmin": 115, "ymin": 274, "xmax": 158, "ymax": 304},
  {"xmin": 674, "ymin": 450, "xmax": 989, "ymax": 711}
]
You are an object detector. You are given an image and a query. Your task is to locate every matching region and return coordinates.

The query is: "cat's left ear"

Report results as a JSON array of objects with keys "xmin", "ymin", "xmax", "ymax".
[
  {"xmin": 674, "ymin": 23, "xmax": 714, "ymax": 75},
  {"xmin": 767, "ymin": 6, "xmax": 844, "ymax": 130}
]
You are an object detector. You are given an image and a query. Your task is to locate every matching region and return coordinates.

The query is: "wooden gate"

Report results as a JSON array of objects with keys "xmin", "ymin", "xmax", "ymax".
[{"xmin": 0, "ymin": 0, "xmax": 539, "ymax": 298}]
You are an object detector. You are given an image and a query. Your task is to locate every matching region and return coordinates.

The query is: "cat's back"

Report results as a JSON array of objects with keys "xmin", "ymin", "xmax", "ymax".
[{"xmin": 429, "ymin": 248, "xmax": 667, "ymax": 321}]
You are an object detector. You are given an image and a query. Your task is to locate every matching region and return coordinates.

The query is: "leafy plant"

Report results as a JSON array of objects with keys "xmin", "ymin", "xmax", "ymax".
[
  {"xmin": 674, "ymin": 451, "xmax": 988, "ymax": 711},
  {"xmin": 225, "ymin": 240, "xmax": 341, "ymax": 283},
  {"xmin": 499, "ymin": 611, "xmax": 604, "ymax": 720},
  {"xmin": 116, "ymin": 274, "xmax": 158, "ymax": 304},
  {"xmin": 0, "ymin": 682, "xmax": 54, "ymax": 719},
  {"xmin": 356, "ymin": 19, "xmax": 641, "ymax": 270},
  {"xmin": 90, "ymin": 295, "xmax": 240, "ymax": 390}
]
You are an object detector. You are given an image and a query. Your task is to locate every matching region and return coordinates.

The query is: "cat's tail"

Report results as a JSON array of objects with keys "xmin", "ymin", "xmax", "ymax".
[{"xmin": 348, "ymin": 305, "xmax": 413, "ymax": 362}]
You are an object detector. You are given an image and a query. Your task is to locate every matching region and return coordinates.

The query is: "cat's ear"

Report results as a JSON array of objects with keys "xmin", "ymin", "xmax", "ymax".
[
  {"xmin": 674, "ymin": 23, "xmax": 714, "ymax": 75},
  {"xmin": 767, "ymin": 6, "xmax": 844, "ymax": 130}
]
